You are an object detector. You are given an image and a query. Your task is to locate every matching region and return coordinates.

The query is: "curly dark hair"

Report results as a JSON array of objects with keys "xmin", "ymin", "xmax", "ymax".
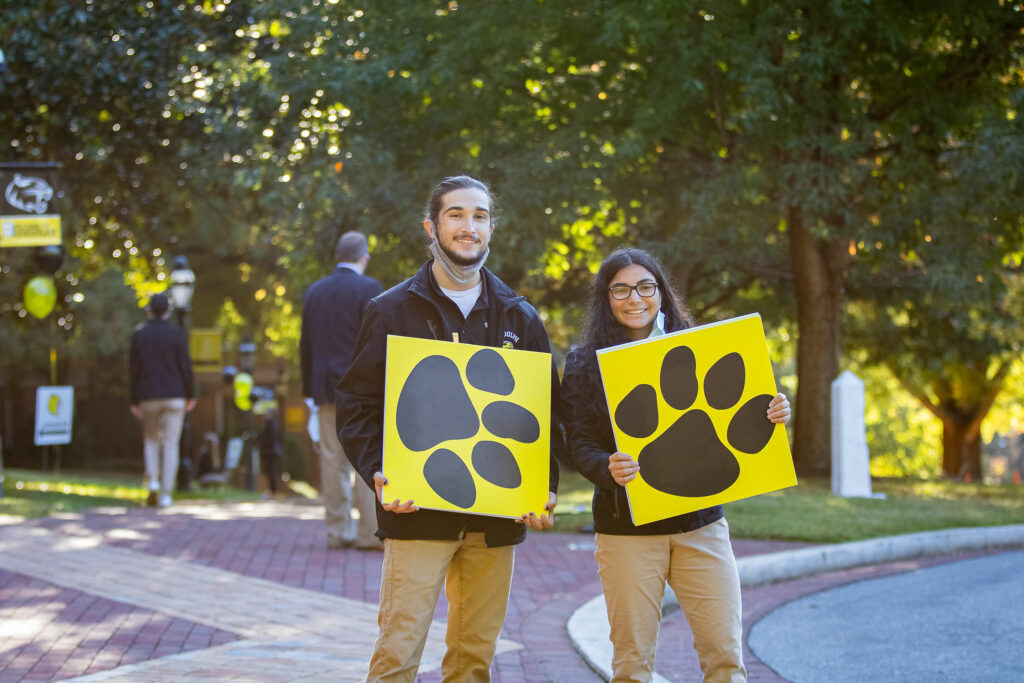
[{"xmin": 578, "ymin": 248, "xmax": 694, "ymax": 356}]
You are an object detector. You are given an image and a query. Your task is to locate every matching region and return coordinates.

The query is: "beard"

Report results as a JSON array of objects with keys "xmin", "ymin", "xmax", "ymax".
[{"xmin": 438, "ymin": 237, "xmax": 486, "ymax": 267}]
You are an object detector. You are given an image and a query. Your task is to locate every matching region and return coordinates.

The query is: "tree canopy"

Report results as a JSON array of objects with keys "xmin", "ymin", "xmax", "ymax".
[{"xmin": 2, "ymin": 0, "xmax": 1022, "ymax": 476}]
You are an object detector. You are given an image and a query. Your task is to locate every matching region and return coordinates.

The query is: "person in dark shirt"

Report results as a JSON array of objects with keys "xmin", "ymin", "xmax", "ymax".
[
  {"xmin": 258, "ymin": 404, "xmax": 283, "ymax": 499},
  {"xmin": 300, "ymin": 231, "xmax": 383, "ymax": 549},
  {"xmin": 129, "ymin": 293, "xmax": 195, "ymax": 508}
]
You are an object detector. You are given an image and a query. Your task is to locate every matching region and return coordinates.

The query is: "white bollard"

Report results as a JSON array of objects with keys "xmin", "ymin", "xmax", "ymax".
[{"xmin": 831, "ymin": 370, "xmax": 882, "ymax": 498}]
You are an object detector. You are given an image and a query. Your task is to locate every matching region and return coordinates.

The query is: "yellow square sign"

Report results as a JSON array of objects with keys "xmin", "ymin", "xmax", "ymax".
[
  {"xmin": 597, "ymin": 313, "xmax": 796, "ymax": 525},
  {"xmin": 383, "ymin": 335, "xmax": 551, "ymax": 518},
  {"xmin": 188, "ymin": 328, "xmax": 223, "ymax": 374}
]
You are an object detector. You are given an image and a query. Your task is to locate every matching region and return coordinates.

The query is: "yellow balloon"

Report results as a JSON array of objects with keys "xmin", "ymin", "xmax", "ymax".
[
  {"xmin": 23, "ymin": 276, "xmax": 57, "ymax": 319},
  {"xmin": 233, "ymin": 372, "xmax": 254, "ymax": 410}
]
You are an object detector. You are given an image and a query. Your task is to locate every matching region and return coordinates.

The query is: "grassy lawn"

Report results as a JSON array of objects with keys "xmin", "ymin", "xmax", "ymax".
[
  {"xmin": 3, "ymin": 467, "xmax": 1022, "ymax": 545},
  {"xmin": 552, "ymin": 471, "xmax": 1024, "ymax": 543},
  {"xmin": 0, "ymin": 468, "xmax": 261, "ymax": 519}
]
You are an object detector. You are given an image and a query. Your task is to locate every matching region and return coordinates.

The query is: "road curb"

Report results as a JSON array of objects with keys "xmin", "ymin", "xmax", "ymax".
[
  {"xmin": 568, "ymin": 524, "xmax": 1024, "ymax": 681},
  {"xmin": 734, "ymin": 523, "xmax": 1024, "ymax": 588}
]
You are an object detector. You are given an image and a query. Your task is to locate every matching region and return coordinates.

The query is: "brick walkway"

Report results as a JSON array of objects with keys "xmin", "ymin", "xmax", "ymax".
[
  {"xmin": 0, "ymin": 501, "xmax": 993, "ymax": 682},
  {"xmin": 0, "ymin": 502, "xmax": 605, "ymax": 682}
]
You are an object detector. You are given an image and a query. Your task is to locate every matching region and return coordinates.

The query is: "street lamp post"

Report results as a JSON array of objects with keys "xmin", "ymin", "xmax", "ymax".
[
  {"xmin": 238, "ymin": 337, "xmax": 257, "ymax": 491},
  {"xmin": 168, "ymin": 256, "xmax": 195, "ymax": 327},
  {"xmin": 168, "ymin": 255, "xmax": 195, "ymax": 492}
]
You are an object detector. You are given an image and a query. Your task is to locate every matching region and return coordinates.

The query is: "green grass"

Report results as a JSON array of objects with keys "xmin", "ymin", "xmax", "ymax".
[
  {"xmin": 4, "ymin": 468, "xmax": 1023, "ymax": 545},
  {"xmin": 552, "ymin": 473, "xmax": 1024, "ymax": 543},
  {"xmin": 0, "ymin": 468, "xmax": 261, "ymax": 519}
]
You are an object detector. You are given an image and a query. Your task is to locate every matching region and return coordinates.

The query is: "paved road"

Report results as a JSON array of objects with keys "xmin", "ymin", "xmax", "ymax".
[{"xmin": 748, "ymin": 550, "xmax": 1024, "ymax": 683}]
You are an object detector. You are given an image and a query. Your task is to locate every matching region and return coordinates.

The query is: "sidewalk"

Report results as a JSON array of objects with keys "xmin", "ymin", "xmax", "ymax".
[
  {"xmin": 0, "ymin": 500, "xmax": 1020, "ymax": 682},
  {"xmin": 0, "ymin": 500, "xmax": 606, "ymax": 682}
]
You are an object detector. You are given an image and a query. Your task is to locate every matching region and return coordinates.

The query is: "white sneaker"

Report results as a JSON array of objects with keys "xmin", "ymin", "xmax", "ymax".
[{"xmin": 158, "ymin": 494, "xmax": 173, "ymax": 508}]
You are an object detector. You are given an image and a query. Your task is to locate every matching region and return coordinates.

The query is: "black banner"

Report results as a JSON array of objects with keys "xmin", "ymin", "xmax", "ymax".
[{"xmin": 0, "ymin": 162, "xmax": 62, "ymax": 247}]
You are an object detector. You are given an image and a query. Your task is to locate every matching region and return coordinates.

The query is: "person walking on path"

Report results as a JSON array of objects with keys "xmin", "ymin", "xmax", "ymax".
[
  {"xmin": 301, "ymin": 231, "xmax": 383, "ymax": 550},
  {"xmin": 560, "ymin": 248, "xmax": 791, "ymax": 683},
  {"xmin": 258, "ymin": 404, "xmax": 284, "ymax": 499},
  {"xmin": 338, "ymin": 175, "xmax": 563, "ymax": 682},
  {"xmin": 129, "ymin": 292, "xmax": 196, "ymax": 508}
]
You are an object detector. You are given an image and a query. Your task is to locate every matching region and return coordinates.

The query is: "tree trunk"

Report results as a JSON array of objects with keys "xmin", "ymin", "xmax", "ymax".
[
  {"xmin": 941, "ymin": 415, "xmax": 982, "ymax": 480},
  {"xmin": 788, "ymin": 208, "xmax": 844, "ymax": 477}
]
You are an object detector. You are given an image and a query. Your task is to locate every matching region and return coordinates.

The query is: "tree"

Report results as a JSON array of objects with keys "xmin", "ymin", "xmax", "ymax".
[
  {"xmin": 0, "ymin": 2, "xmax": 304, "ymax": 365},
  {"xmin": 848, "ymin": 110, "xmax": 1024, "ymax": 478},
  {"xmin": 304, "ymin": 1, "xmax": 1024, "ymax": 476},
  {"xmin": 4, "ymin": 0, "xmax": 1022, "ymax": 480}
]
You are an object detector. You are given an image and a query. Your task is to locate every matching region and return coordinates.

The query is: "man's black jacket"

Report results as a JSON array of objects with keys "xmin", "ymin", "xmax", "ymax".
[
  {"xmin": 129, "ymin": 318, "xmax": 194, "ymax": 405},
  {"xmin": 300, "ymin": 266, "xmax": 383, "ymax": 405},
  {"xmin": 337, "ymin": 261, "xmax": 563, "ymax": 547}
]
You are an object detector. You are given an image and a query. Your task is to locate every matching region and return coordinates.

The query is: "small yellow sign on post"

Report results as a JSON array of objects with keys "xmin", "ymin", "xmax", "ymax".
[
  {"xmin": 597, "ymin": 313, "xmax": 797, "ymax": 525},
  {"xmin": 189, "ymin": 328, "xmax": 223, "ymax": 374},
  {"xmin": 383, "ymin": 335, "xmax": 551, "ymax": 519}
]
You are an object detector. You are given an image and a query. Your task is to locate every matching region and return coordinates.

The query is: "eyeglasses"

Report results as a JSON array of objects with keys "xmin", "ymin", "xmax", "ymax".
[{"xmin": 608, "ymin": 282, "xmax": 659, "ymax": 300}]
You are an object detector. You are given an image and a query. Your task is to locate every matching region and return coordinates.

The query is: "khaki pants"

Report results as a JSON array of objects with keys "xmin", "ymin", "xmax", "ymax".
[
  {"xmin": 595, "ymin": 519, "xmax": 745, "ymax": 683},
  {"xmin": 318, "ymin": 405, "xmax": 378, "ymax": 546},
  {"xmin": 366, "ymin": 534, "xmax": 514, "ymax": 683},
  {"xmin": 139, "ymin": 398, "xmax": 186, "ymax": 494}
]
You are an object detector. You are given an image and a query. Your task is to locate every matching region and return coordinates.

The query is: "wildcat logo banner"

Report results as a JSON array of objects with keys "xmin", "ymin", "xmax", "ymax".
[
  {"xmin": 383, "ymin": 335, "xmax": 551, "ymax": 518},
  {"xmin": 0, "ymin": 163, "xmax": 62, "ymax": 248},
  {"xmin": 597, "ymin": 313, "xmax": 796, "ymax": 525}
]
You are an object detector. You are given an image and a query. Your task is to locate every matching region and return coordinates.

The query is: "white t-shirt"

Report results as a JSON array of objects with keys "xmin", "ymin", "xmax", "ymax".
[{"xmin": 440, "ymin": 282, "xmax": 483, "ymax": 319}]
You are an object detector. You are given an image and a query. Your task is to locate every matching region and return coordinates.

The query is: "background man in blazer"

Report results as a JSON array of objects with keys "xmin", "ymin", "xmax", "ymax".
[
  {"xmin": 129, "ymin": 293, "xmax": 196, "ymax": 508},
  {"xmin": 301, "ymin": 231, "xmax": 383, "ymax": 549}
]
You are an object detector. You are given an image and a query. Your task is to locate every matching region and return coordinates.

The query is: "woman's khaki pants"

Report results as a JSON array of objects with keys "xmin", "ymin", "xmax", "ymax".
[{"xmin": 595, "ymin": 519, "xmax": 746, "ymax": 683}]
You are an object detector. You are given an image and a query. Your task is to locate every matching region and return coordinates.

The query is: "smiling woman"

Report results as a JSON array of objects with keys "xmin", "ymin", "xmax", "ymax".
[
  {"xmin": 560, "ymin": 246, "xmax": 792, "ymax": 683},
  {"xmin": 608, "ymin": 264, "xmax": 662, "ymax": 341}
]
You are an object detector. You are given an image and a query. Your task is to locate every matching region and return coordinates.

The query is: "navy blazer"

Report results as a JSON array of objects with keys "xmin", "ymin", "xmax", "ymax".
[
  {"xmin": 129, "ymin": 318, "xmax": 195, "ymax": 404},
  {"xmin": 301, "ymin": 266, "xmax": 383, "ymax": 405}
]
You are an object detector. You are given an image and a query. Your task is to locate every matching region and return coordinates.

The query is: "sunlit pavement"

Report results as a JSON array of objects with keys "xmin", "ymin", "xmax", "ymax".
[
  {"xmin": 0, "ymin": 501, "xmax": 1020, "ymax": 682},
  {"xmin": 0, "ymin": 501, "xmax": 602, "ymax": 682}
]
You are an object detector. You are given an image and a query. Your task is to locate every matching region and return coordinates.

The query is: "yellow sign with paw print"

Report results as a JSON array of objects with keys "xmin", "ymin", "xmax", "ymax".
[
  {"xmin": 383, "ymin": 335, "xmax": 552, "ymax": 519},
  {"xmin": 597, "ymin": 313, "xmax": 796, "ymax": 525}
]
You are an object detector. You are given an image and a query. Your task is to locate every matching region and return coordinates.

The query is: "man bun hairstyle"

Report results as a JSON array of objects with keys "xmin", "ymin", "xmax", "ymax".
[{"xmin": 423, "ymin": 175, "xmax": 496, "ymax": 230}]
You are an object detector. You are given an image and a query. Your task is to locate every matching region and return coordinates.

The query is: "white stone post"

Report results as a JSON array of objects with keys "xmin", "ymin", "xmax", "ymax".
[{"xmin": 831, "ymin": 370, "xmax": 877, "ymax": 498}]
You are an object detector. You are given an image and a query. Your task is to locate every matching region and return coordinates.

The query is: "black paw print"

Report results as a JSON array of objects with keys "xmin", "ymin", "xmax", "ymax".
[
  {"xmin": 613, "ymin": 347, "xmax": 776, "ymax": 498},
  {"xmin": 395, "ymin": 349, "xmax": 540, "ymax": 509}
]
